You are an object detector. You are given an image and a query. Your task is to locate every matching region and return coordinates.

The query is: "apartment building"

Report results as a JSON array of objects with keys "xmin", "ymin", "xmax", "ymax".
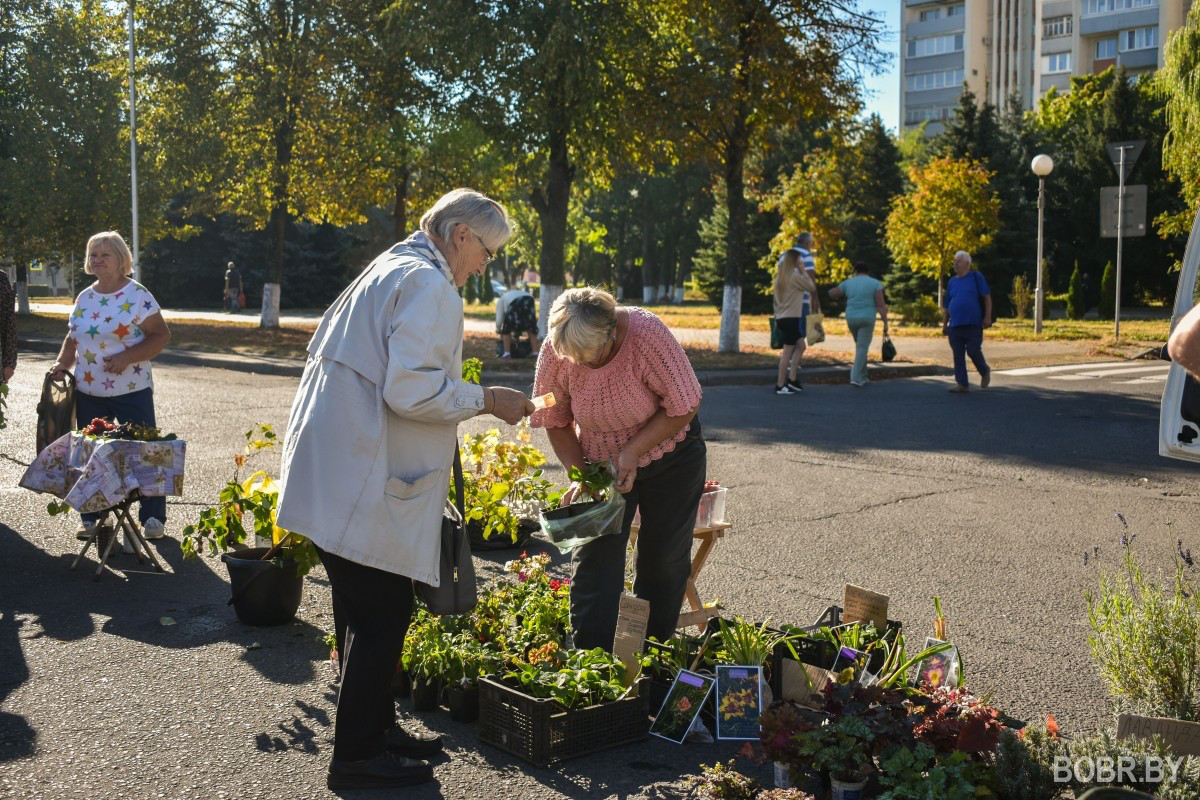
[{"xmin": 900, "ymin": 0, "xmax": 1193, "ymax": 136}]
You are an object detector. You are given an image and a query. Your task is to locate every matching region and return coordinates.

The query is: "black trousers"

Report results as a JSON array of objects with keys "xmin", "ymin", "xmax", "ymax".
[
  {"xmin": 570, "ymin": 421, "xmax": 707, "ymax": 650},
  {"xmin": 317, "ymin": 546, "xmax": 415, "ymax": 762}
]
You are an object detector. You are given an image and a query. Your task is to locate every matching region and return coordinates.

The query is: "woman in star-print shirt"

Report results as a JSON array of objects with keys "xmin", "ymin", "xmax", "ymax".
[{"xmin": 49, "ymin": 231, "xmax": 172, "ymax": 540}]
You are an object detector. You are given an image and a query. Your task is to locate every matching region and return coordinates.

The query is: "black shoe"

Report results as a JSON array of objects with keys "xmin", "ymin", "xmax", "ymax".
[
  {"xmin": 385, "ymin": 725, "xmax": 444, "ymax": 759},
  {"xmin": 326, "ymin": 750, "xmax": 433, "ymax": 790},
  {"xmin": 774, "ymin": 384, "xmax": 796, "ymax": 395},
  {"xmin": 787, "ymin": 379, "xmax": 804, "ymax": 392}
]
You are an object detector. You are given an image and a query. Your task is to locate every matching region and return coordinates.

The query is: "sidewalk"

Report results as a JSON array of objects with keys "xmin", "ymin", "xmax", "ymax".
[{"xmin": 21, "ymin": 303, "xmax": 1153, "ymax": 384}]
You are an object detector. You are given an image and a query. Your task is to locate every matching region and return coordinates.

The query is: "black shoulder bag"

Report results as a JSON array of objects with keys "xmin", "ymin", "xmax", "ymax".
[{"xmin": 415, "ymin": 448, "xmax": 478, "ymax": 615}]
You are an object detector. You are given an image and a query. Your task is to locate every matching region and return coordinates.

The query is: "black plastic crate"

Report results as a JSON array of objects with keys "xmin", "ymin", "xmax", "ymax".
[
  {"xmin": 770, "ymin": 605, "xmax": 905, "ymax": 701},
  {"xmin": 478, "ymin": 677, "xmax": 649, "ymax": 767}
]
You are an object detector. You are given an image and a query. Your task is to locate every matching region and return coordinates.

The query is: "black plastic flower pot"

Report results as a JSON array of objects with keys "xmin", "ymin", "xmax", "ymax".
[
  {"xmin": 467, "ymin": 517, "xmax": 538, "ymax": 551},
  {"xmin": 221, "ymin": 546, "xmax": 303, "ymax": 627},
  {"xmin": 391, "ymin": 668, "xmax": 411, "ymax": 699},
  {"xmin": 410, "ymin": 677, "xmax": 440, "ymax": 712},
  {"xmin": 448, "ymin": 684, "xmax": 480, "ymax": 723}
]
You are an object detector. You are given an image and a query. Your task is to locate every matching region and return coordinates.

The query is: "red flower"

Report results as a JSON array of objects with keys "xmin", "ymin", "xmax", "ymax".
[
  {"xmin": 549, "ymin": 579, "xmax": 561, "ymax": 591},
  {"xmin": 677, "ymin": 696, "xmax": 692, "ymax": 713},
  {"xmin": 1045, "ymin": 714, "xmax": 1059, "ymax": 739}
]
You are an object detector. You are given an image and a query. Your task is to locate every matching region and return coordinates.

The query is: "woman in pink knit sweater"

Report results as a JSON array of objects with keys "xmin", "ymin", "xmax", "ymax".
[{"xmin": 531, "ymin": 287, "xmax": 705, "ymax": 649}]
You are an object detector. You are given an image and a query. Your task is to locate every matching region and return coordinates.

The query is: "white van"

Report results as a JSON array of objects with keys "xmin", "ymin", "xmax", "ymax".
[{"xmin": 1160, "ymin": 210, "xmax": 1200, "ymax": 462}]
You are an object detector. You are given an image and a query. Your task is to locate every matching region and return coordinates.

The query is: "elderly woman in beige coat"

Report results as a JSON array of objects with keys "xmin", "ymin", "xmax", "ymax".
[{"xmin": 277, "ymin": 189, "xmax": 532, "ymax": 791}]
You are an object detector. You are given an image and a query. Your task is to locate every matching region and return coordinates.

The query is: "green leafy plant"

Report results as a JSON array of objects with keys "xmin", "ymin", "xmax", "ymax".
[
  {"xmin": 567, "ymin": 461, "xmax": 615, "ymax": 498},
  {"xmin": 714, "ymin": 617, "xmax": 800, "ymax": 673},
  {"xmin": 793, "ymin": 715, "xmax": 875, "ymax": 781},
  {"xmin": 462, "ymin": 357, "xmax": 482, "ymax": 385},
  {"xmin": 402, "ymin": 608, "xmax": 451, "ymax": 682},
  {"xmin": 1063, "ymin": 727, "xmax": 1200, "ymax": 796},
  {"xmin": 469, "ymin": 552, "xmax": 570, "ymax": 665},
  {"xmin": 1085, "ymin": 548, "xmax": 1200, "ymax": 719},
  {"xmin": 759, "ymin": 701, "xmax": 825, "ymax": 775},
  {"xmin": 180, "ymin": 424, "xmax": 319, "ymax": 576},
  {"xmin": 503, "ymin": 646, "xmax": 631, "ymax": 710},
  {"xmin": 455, "ymin": 423, "xmax": 561, "ymax": 543},
  {"xmin": 877, "ymin": 743, "xmax": 993, "ymax": 800},
  {"xmin": 686, "ymin": 759, "xmax": 760, "ymax": 800}
]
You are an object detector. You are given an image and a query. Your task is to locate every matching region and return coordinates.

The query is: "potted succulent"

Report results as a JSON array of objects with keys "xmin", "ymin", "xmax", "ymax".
[{"xmin": 180, "ymin": 424, "xmax": 318, "ymax": 626}]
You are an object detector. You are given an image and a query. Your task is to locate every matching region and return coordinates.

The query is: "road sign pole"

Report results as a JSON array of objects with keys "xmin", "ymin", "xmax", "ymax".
[{"xmin": 1115, "ymin": 147, "xmax": 1126, "ymax": 342}]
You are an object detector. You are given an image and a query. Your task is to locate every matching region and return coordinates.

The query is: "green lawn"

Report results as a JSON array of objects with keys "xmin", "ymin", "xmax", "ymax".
[{"xmin": 466, "ymin": 300, "xmax": 1169, "ymax": 343}]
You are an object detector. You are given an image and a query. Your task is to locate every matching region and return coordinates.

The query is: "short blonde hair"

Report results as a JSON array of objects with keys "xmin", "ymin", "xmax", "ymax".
[
  {"xmin": 419, "ymin": 188, "xmax": 511, "ymax": 252},
  {"xmin": 85, "ymin": 231, "xmax": 133, "ymax": 276},
  {"xmin": 548, "ymin": 287, "xmax": 618, "ymax": 363}
]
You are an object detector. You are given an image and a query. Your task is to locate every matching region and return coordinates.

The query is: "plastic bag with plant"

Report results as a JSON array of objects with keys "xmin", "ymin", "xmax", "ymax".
[{"xmin": 539, "ymin": 462, "xmax": 626, "ymax": 553}]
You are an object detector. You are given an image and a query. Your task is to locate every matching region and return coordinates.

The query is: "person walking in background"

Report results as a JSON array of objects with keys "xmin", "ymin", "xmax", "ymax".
[
  {"xmin": 495, "ymin": 285, "xmax": 539, "ymax": 358},
  {"xmin": 772, "ymin": 248, "xmax": 817, "ymax": 395},
  {"xmin": 942, "ymin": 251, "xmax": 992, "ymax": 393},
  {"xmin": 0, "ymin": 270, "xmax": 16, "ymax": 383},
  {"xmin": 224, "ymin": 261, "xmax": 242, "ymax": 313},
  {"xmin": 50, "ymin": 231, "xmax": 172, "ymax": 540},
  {"xmin": 829, "ymin": 263, "xmax": 887, "ymax": 387}
]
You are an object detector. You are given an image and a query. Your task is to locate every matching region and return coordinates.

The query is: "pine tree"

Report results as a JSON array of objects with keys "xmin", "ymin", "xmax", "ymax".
[
  {"xmin": 845, "ymin": 115, "xmax": 904, "ymax": 275},
  {"xmin": 480, "ymin": 265, "xmax": 495, "ymax": 303},
  {"xmin": 465, "ymin": 274, "xmax": 479, "ymax": 304},
  {"xmin": 1099, "ymin": 261, "xmax": 1116, "ymax": 319},
  {"xmin": 1067, "ymin": 262, "xmax": 1086, "ymax": 320}
]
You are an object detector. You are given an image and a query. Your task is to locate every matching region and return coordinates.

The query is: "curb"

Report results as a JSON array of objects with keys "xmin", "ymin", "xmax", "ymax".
[{"xmin": 18, "ymin": 335, "xmax": 946, "ymax": 386}]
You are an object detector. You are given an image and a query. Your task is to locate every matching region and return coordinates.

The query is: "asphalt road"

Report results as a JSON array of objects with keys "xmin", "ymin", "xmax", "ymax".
[{"xmin": 1, "ymin": 355, "xmax": 1196, "ymax": 799}]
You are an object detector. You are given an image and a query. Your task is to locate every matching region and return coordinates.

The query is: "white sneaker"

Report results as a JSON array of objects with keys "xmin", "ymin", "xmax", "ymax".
[
  {"xmin": 75, "ymin": 521, "xmax": 99, "ymax": 541},
  {"xmin": 142, "ymin": 518, "xmax": 166, "ymax": 540}
]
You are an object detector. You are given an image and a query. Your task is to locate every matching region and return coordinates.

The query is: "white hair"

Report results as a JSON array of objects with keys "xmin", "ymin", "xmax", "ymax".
[
  {"xmin": 955, "ymin": 250, "xmax": 972, "ymax": 266},
  {"xmin": 419, "ymin": 188, "xmax": 511, "ymax": 252}
]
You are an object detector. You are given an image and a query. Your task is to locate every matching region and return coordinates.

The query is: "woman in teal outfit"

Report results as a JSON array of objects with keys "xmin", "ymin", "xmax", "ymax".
[{"xmin": 829, "ymin": 263, "xmax": 888, "ymax": 387}]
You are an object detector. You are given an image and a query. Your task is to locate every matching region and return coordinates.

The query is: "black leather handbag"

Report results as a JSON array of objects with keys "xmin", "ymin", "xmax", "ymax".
[
  {"xmin": 881, "ymin": 335, "xmax": 897, "ymax": 363},
  {"xmin": 415, "ymin": 448, "xmax": 477, "ymax": 616}
]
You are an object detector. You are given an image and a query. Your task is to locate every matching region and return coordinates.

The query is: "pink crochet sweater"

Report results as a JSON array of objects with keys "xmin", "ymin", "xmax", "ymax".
[{"xmin": 531, "ymin": 307, "xmax": 702, "ymax": 467}]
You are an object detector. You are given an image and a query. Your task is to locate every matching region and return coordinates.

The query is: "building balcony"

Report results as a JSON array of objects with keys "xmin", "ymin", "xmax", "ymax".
[
  {"xmin": 1093, "ymin": 56, "xmax": 1118, "ymax": 73},
  {"xmin": 904, "ymin": 52, "xmax": 966, "ymax": 74},
  {"xmin": 1080, "ymin": 8, "xmax": 1160, "ymax": 35},
  {"xmin": 907, "ymin": 16, "xmax": 966, "ymax": 38}
]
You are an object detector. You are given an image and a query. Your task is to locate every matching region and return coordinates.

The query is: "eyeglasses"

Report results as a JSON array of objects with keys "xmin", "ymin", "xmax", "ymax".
[{"xmin": 471, "ymin": 231, "xmax": 495, "ymax": 263}]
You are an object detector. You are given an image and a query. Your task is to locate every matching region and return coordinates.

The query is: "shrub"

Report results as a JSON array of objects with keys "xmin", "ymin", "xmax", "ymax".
[
  {"xmin": 992, "ymin": 717, "xmax": 1067, "ymax": 800},
  {"xmin": 1010, "ymin": 275, "xmax": 1032, "ymax": 320},
  {"xmin": 1085, "ymin": 549, "xmax": 1200, "ymax": 720},
  {"xmin": 686, "ymin": 760, "xmax": 760, "ymax": 800},
  {"xmin": 1067, "ymin": 262, "xmax": 1086, "ymax": 320},
  {"xmin": 1099, "ymin": 260, "xmax": 1116, "ymax": 319},
  {"xmin": 1064, "ymin": 728, "xmax": 1200, "ymax": 796},
  {"xmin": 895, "ymin": 296, "xmax": 941, "ymax": 327}
]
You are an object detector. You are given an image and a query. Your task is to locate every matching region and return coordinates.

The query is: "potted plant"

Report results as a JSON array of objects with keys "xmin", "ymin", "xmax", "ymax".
[
  {"xmin": 180, "ymin": 424, "xmax": 318, "ymax": 626},
  {"xmin": 442, "ymin": 631, "xmax": 503, "ymax": 722},
  {"xmin": 794, "ymin": 715, "xmax": 875, "ymax": 800},
  {"xmin": 402, "ymin": 610, "xmax": 448, "ymax": 712},
  {"xmin": 456, "ymin": 422, "xmax": 560, "ymax": 549},
  {"xmin": 538, "ymin": 462, "xmax": 625, "ymax": 551}
]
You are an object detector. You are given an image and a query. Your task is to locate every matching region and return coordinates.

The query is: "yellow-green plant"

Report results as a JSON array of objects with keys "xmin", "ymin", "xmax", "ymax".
[
  {"xmin": 455, "ymin": 422, "xmax": 560, "ymax": 543},
  {"xmin": 1085, "ymin": 550, "xmax": 1200, "ymax": 720},
  {"xmin": 181, "ymin": 424, "xmax": 319, "ymax": 575}
]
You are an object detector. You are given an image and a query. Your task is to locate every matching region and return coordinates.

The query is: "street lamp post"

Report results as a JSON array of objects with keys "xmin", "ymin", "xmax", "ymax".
[{"xmin": 1031, "ymin": 154, "xmax": 1054, "ymax": 334}]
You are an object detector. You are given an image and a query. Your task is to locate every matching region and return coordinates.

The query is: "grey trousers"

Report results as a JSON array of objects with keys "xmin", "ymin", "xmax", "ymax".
[{"xmin": 569, "ymin": 422, "xmax": 707, "ymax": 650}]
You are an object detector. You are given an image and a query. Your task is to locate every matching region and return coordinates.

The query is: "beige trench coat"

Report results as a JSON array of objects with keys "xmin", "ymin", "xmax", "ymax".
[{"xmin": 277, "ymin": 235, "xmax": 485, "ymax": 584}]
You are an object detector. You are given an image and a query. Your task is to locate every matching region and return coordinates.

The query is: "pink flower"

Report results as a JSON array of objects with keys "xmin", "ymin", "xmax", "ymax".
[{"xmin": 518, "ymin": 571, "xmax": 527, "ymax": 582}]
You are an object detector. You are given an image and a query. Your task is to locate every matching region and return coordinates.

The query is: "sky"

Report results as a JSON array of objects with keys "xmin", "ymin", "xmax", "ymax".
[{"xmin": 858, "ymin": 1, "xmax": 902, "ymax": 133}]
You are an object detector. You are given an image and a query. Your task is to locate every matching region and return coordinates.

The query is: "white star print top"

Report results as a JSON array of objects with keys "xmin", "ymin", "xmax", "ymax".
[{"xmin": 68, "ymin": 280, "xmax": 162, "ymax": 397}]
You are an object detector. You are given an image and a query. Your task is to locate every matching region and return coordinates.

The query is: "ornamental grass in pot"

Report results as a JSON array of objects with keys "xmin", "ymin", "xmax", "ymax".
[{"xmin": 180, "ymin": 425, "xmax": 318, "ymax": 626}]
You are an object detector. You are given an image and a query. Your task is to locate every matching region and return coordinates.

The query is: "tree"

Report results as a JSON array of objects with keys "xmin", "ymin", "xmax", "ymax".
[
  {"xmin": 844, "ymin": 115, "xmax": 904, "ymax": 275},
  {"xmin": 1067, "ymin": 262, "xmax": 1086, "ymax": 320},
  {"xmin": 1100, "ymin": 260, "xmax": 1116, "ymax": 319},
  {"xmin": 1160, "ymin": 2, "xmax": 1200, "ymax": 232},
  {"xmin": 0, "ymin": 1, "xmax": 129, "ymax": 312},
  {"xmin": 391, "ymin": 0, "xmax": 653, "ymax": 333},
  {"xmin": 885, "ymin": 156, "xmax": 1001, "ymax": 306},
  {"xmin": 646, "ymin": 0, "xmax": 884, "ymax": 351},
  {"xmin": 760, "ymin": 148, "xmax": 853, "ymax": 282},
  {"xmin": 139, "ymin": 0, "xmax": 365, "ymax": 327}
]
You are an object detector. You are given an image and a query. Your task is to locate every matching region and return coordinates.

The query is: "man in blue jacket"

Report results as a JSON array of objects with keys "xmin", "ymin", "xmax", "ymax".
[{"xmin": 942, "ymin": 251, "xmax": 993, "ymax": 393}]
